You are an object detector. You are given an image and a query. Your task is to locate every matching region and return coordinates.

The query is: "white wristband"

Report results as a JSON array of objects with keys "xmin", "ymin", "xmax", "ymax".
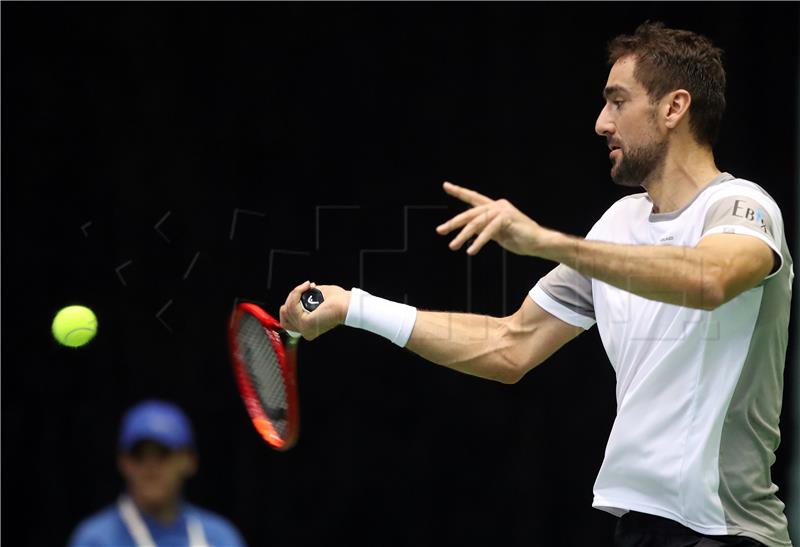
[{"xmin": 344, "ymin": 288, "xmax": 418, "ymax": 347}]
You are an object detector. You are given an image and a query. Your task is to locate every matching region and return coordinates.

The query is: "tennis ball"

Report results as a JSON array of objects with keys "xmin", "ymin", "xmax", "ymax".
[{"xmin": 52, "ymin": 305, "xmax": 98, "ymax": 348}]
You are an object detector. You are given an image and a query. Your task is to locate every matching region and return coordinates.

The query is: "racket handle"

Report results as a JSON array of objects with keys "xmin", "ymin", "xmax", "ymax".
[
  {"xmin": 300, "ymin": 288, "xmax": 324, "ymax": 312},
  {"xmin": 285, "ymin": 288, "xmax": 325, "ymax": 338}
]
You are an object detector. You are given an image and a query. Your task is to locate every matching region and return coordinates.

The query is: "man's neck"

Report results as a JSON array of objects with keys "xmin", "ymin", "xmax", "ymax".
[
  {"xmin": 641, "ymin": 144, "xmax": 721, "ymax": 214},
  {"xmin": 130, "ymin": 494, "xmax": 182, "ymax": 525}
]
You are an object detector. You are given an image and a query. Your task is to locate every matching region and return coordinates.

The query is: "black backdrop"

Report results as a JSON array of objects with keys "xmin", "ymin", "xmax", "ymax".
[{"xmin": 3, "ymin": 3, "xmax": 798, "ymax": 546}]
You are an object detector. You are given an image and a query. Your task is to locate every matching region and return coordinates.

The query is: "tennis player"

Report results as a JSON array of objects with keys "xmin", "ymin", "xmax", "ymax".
[
  {"xmin": 68, "ymin": 400, "xmax": 246, "ymax": 547},
  {"xmin": 282, "ymin": 22, "xmax": 793, "ymax": 547}
]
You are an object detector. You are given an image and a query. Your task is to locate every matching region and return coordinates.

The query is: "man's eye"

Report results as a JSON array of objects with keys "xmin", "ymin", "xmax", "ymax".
[{"xmin": 613, "ymin": 100, "xmax": 625, "ymax": 109}]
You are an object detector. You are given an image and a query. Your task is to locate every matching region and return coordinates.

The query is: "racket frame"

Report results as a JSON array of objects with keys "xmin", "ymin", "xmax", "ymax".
[{"xmin": 228, "ymin": 302, "xmax": 300, "ymax": 451}]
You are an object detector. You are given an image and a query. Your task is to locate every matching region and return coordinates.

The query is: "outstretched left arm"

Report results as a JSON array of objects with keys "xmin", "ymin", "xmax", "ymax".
[
  {"xmin": 535, "ymin": 231, "xmax": 775, "ymax": 310},
  {"xmin": 436, "ymin": 181, "xmax": 776, "ymax": 311}
]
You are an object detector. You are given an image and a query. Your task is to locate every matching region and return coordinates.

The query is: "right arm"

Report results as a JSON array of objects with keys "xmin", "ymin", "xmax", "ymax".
[
  {"xmin": 405, "ymin": 296, "xmax": 583, "ymax": 384},
  {"xmin": 281, "ymin": 281, "xmax": 583, "ymax": 385}
]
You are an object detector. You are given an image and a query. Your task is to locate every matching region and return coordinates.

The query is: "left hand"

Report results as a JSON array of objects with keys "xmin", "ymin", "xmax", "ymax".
[{"xmin": 436, "ymin": 181, "xmax": 548, "ymax": 256}]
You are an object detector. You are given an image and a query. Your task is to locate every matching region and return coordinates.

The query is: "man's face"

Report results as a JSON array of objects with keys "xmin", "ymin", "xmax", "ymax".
[
  {"xmin": 118, "ymin": 441, "xmax": 196, "ymax": 508},
  {"xmin": 595, "ymin": 56, "xmax": 667, "ymax": 187}
]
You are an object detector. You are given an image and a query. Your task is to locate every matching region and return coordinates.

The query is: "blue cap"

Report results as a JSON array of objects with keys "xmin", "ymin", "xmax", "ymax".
[{"xmin": 118, "ymin": 400, "xmax": 195, "ymax": 452}]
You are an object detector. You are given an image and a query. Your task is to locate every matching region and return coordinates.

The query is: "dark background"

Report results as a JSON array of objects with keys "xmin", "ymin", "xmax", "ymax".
[{"xmin": 3, "ymin": 3, "xmax": 798, "ymax": 546}]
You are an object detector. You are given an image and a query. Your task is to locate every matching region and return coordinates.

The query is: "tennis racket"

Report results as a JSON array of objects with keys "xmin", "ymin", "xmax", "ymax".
[{"xmin": 228, "ymin": 288, "xmax": 324, "ymax": 451}]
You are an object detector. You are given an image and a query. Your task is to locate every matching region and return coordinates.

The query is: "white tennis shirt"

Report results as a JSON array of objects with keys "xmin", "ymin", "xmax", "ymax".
[{"xmin": 530, "ymin": 173, "xmax": 793, "ymax": 546}]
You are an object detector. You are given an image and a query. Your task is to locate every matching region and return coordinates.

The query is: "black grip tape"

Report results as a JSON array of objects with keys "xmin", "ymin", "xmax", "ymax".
[{"xmin": 300, "ymin": 288, "xmax": 324, "ymax": 312}]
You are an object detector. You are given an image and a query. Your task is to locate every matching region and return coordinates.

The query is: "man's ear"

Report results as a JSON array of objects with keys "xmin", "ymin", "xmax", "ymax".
[
  {"xmin": 179, "ymin": 451, "xmax": 198, "ymax": 478},
  {"xmin": 663, "ymin": 89, "xmax": 692, "ymax": 130}
]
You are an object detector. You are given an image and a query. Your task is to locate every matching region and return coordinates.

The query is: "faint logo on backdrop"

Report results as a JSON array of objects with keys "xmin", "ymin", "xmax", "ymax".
[{"xmin": 85, "ymin": 202, "xmax": 514, "ymax": 338}]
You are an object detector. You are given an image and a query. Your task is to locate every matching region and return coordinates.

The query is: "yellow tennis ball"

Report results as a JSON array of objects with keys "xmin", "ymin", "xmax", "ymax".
[{"xmin": 52, "ymin": 305, "xmax": 98, "ymax": 348}]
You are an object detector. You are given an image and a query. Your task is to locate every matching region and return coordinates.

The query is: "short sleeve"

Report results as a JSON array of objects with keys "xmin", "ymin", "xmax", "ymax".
[
  {"xmin": 67, "ymin": 516, "xmax": 116, "ymax": 547},
  {"xmin": 701, "ymin": 194, "xmax": 784, "ymax": 278},
  {"xmin": 67, "ymin": 525, "xmax": 104, "ymax": 547},
  {"xmin": 530, "ymin": 264, "xmax": 596, "ymax": 330},
  {"xmin": 66, "ymin": 506, "xmax": 132, "ymax": 547}
]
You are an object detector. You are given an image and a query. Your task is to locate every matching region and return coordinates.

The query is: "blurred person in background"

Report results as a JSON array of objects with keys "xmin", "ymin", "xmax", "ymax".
[{"xmin": 68, "ymin": 400, "xmax": 246, "ymax": 547}]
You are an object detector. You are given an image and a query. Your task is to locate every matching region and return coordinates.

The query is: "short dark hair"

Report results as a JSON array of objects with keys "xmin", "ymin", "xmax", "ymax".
[{"xmin": 608, "ymin": 21, "xmax": 726, "ymax": 147}]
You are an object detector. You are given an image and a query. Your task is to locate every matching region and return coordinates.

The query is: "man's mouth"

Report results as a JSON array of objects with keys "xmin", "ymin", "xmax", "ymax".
[{"xmin": 608, "ymin": 143, "xmax": 622, "ymax": 159}]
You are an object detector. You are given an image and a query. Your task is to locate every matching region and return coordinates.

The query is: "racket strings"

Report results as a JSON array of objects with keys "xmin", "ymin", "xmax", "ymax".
[{"xmin": 236, "ymin": 314, "xmax": 289, "ymax": 437}]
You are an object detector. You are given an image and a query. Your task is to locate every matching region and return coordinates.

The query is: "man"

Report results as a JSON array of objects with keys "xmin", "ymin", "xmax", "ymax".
[
  {"xmin": 280, "ymin": 22, "xmax": 793, "ymax": 546},
  {"xmin": 69, "ymin": 400, "xmax": 246, "ymax": 547}
]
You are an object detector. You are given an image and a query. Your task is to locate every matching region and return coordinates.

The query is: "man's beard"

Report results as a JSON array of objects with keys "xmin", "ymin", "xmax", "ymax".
[{"xmin": 610, "ymin": 135, "xmax": 667, "ymax": 188}]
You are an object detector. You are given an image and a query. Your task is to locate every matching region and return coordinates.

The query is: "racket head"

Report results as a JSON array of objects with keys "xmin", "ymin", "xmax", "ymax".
[{"xmin": 228, "ymin": 303, "xmax": 300, "ymax": 451}]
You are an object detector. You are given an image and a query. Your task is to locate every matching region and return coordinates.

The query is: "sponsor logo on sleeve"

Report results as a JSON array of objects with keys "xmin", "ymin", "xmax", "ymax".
[{"xmin": 732, "ymin": 199, "xmax": 768, "ymax": 233}]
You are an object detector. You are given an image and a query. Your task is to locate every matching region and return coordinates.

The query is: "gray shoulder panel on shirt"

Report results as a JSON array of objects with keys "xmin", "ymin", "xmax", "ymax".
[
  {"xmin": 537, "ymin": 264, "xmax": 595, "ymax": 320},
  {"xmin": 702, "ymin": 195, "xmax": 778, "ymax": 240},
  {"xmin": 702, "ymin": 194, "xmax": 783, "ymax": 278}
]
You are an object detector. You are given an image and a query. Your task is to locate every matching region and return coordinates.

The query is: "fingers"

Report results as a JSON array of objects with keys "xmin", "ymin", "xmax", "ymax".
[
  {"xmin": 442, "ymin": 181, "xmax": 492, "ymax": 206},
  {"xmin": 279, "ymin": 304, "xmax": 296, "ymax": 331},
  {"xmin": 285, "ymin": 280, "xmax": 312, "ymax": 310},
  {"xmin": 436, "ymin": 204, "xmax": 488, "ymax": 235},
  {"xmin": 282, "ymin": 280, "xmax": 312, "ymax": 329},
  {"xmin": 467, "ymin": 214, "xmax": 505, "ymax": 255},
  {"xmin": 436, "ymin": 182, "xmax": 493, "ymax": 237},
  {"xmin": 448, "ymin": 209, "xmax": 497, "ymax": 251}
]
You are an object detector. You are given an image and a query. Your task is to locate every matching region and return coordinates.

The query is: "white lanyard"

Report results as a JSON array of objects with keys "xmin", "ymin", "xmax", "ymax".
[{"xmin": 118, "ymin": 496, "xmax": 208, "ymax": 547}]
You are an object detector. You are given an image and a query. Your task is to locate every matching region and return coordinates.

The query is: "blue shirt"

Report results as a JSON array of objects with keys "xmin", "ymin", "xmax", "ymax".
[{"xmin": 68, "ymin": 501, "xmax": 246, "ymax": 547}]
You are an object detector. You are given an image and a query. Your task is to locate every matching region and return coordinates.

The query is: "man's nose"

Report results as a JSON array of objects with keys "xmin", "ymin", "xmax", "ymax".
[{"xmin": 595, "ymin": 105, "xmax": 614, "ymax": 137}]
